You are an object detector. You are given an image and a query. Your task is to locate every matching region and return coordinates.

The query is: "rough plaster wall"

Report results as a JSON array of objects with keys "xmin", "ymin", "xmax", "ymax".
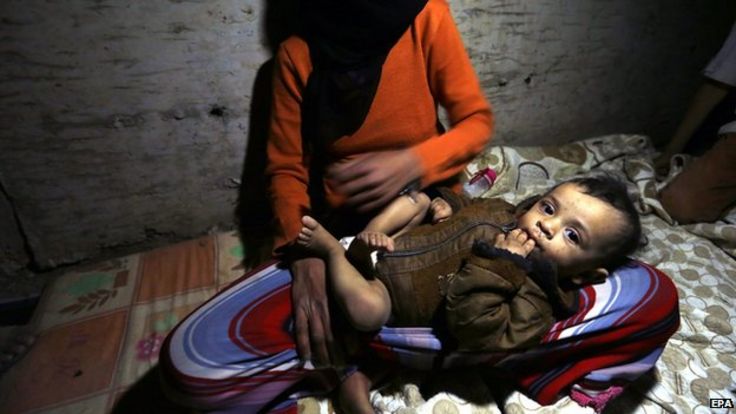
[
  {"xmin": 0, "ymin": 1, "xmax": 734, "ymax": 277},
  {"xmin": 1, "ymin": 1, "xmax": 271, "ymax": 271},
  {"xmin": 453, "ymin": 0, "xmax": 735, "ymax": 144},
  {"xmin": 0, "ymin": 176, "xmax": 29, "ymax": 275}
]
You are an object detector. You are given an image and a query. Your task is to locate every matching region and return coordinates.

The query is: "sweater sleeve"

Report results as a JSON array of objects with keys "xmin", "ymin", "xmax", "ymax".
[
  {"xmin": 413, "ymin": 2, "xmax": 494, "ymax": 187},
  {"xmin": 445, "ymin": 245, "xmax": 552, "ymax": 352},
  {"xmin": 265, "ymin": 43, "xmax": 311, "ymax": 253}
]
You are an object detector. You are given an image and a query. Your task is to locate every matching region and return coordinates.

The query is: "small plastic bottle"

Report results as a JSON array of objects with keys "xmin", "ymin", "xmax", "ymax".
[{"xmin": 463, "ymin": 167, "xmax": 497, "ymax": 198}]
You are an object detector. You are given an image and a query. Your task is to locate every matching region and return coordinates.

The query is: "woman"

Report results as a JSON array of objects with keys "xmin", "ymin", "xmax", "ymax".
[{"xmin": 265, "ymin": 0, "xmax": 493, "ymax": 376}]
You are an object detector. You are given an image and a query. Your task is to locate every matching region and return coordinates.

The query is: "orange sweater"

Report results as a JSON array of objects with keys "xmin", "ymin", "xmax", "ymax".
[{"xmin": 266, "ymin": 0, "xmax": 493, "ymax": 251}]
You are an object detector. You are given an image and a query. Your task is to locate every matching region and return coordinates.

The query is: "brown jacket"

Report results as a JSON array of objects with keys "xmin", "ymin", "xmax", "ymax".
[{"xmin": 347, "ymin": 189, "xmax": 578, "ymax": 352}]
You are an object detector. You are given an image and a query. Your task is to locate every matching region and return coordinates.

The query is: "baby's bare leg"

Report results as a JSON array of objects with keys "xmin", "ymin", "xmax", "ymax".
[
  {"xmin": 364, "ymin": 193, "xmax": 431, "ymax": 235},
  {"xmin": 392, "ymin": 192, "xmax": 432, "ymax": 238},
  {"xmin": 338, "ymin": 369, "xmax": 373, "ymax": 414},
  {"xmin": 357, "ymin": 193, "xmax": 431, "ymax": 252},
  {"xmin": 297, "ymin": 216, "xmax": 391, "ymax": 331}
]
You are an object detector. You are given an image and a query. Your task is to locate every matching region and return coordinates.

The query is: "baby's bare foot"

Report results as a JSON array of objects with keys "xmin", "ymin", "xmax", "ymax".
[
  {"xmin": 296, "ymin": 216, "xmax": 342, "ymax": 257},
  {"xmin": 356, "ymin": 231, "xmax": 394, "ymax": 252}
]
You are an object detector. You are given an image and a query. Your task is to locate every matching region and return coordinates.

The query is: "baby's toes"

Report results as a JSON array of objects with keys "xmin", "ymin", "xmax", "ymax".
[
  {"xmin": 296, "ymin": 233, "xmax": 310, "ymax": 246},
  {"xmin": 371, "ymin": 234, "xmax": 382, "ymax": 247},
  {"xmin": 385, "ymin": 238, "xmax": 395, "ymax": 252},
  {"xmin": 301, "ymin": 215, "xmax": 320, "ymax": 231},
  {"xmin": 362, "ymin": 234, "xmax": 375, "ymax": 247}
]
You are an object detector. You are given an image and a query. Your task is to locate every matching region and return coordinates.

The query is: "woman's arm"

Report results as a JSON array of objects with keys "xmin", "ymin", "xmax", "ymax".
[
  {"xmin": 265, "ymin": 40, "xmax": 343, "ymax": 367},
  {"xmin": 266, "ymin": 41, "xmax": 311, "ymax": 252},
  {"xmin": 413, "ymin": 1, "xmax": 494, "ymax": 187},
  {"xmin": 655, "ymin": 79, "xmax": 731, "ymax": 173}
]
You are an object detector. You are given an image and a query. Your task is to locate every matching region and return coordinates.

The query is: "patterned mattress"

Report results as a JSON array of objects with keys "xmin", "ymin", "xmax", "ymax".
[{"xmin": 0, "ymin": 134, "xmax": 734, "ymax": 413}]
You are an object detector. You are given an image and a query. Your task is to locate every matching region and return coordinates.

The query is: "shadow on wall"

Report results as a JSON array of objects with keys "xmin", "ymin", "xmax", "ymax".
[{"xmin": 235, "ymin": 0, "xmax": 298, "ymax": 268}]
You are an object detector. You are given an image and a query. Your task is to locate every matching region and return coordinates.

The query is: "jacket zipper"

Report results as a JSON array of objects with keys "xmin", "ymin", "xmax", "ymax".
[{"xmin": 381, "ymin": 219, "xmax": 516, "ymax": 258}]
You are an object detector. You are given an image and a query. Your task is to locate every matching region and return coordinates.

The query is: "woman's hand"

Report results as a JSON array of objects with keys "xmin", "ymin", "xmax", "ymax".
[
  {"xmin": 327, "ymin": 149, "xmax": 423, "ymax": 213},
  {"xmin": 289, "ymin": 257, "xmax": 341, "ymax": 367}
]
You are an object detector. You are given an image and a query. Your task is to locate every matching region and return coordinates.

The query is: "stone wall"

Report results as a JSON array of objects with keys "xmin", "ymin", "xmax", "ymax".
[{"xmin": 0, "ymin": 0, "xmax": 733, "ymax": 280}]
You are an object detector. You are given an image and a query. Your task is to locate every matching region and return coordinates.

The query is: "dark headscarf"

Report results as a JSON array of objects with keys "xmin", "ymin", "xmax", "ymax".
[{"xmin": 300, "ymin": 0, "xmax": 428, "ymax": 146}]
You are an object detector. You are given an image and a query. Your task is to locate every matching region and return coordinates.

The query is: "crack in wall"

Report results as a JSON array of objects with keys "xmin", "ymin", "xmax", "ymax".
[{"xmin": 0, "ymin": 175, "xmax": 39, "ymax": 272}]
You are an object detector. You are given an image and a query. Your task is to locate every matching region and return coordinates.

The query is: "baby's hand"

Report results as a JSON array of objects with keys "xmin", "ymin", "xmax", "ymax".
[
  {"xmin": 356, "ymin": 231, "xmax": 395, "ymax": 252},
  {"xmin": 430, "ymin": 197, "xmax": 452, "ymax": 224},
  {"xmin": 494, "ymin": 229, "xmax": 535, "ymax": 257}
]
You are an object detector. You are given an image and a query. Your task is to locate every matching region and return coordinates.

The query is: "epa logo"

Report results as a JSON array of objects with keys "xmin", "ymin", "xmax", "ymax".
[{"xmin": 710, "ymin": 398, "xmax": 734, "ymax": 409}]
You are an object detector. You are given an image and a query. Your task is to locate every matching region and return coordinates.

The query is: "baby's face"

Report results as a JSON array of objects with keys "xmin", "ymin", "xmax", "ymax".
[{"xmin": 516, "ymin": 183, "xmax": 622, "ymax": 275}]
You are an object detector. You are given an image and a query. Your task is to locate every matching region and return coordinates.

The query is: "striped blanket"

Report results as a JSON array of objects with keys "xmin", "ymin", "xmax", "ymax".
[{"xmin": 160, "ymin": 259, "xmax": 679, "ymax": 413}]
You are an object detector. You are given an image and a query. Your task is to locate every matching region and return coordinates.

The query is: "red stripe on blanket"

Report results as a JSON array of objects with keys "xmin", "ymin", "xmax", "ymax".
[
  {"xmin": 230, "ymin": 284, "xmax": 293, "ymax": 354},
  {"xmin": 520, "ymin": 263, "xmax": 680, "ymax": 404}
]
